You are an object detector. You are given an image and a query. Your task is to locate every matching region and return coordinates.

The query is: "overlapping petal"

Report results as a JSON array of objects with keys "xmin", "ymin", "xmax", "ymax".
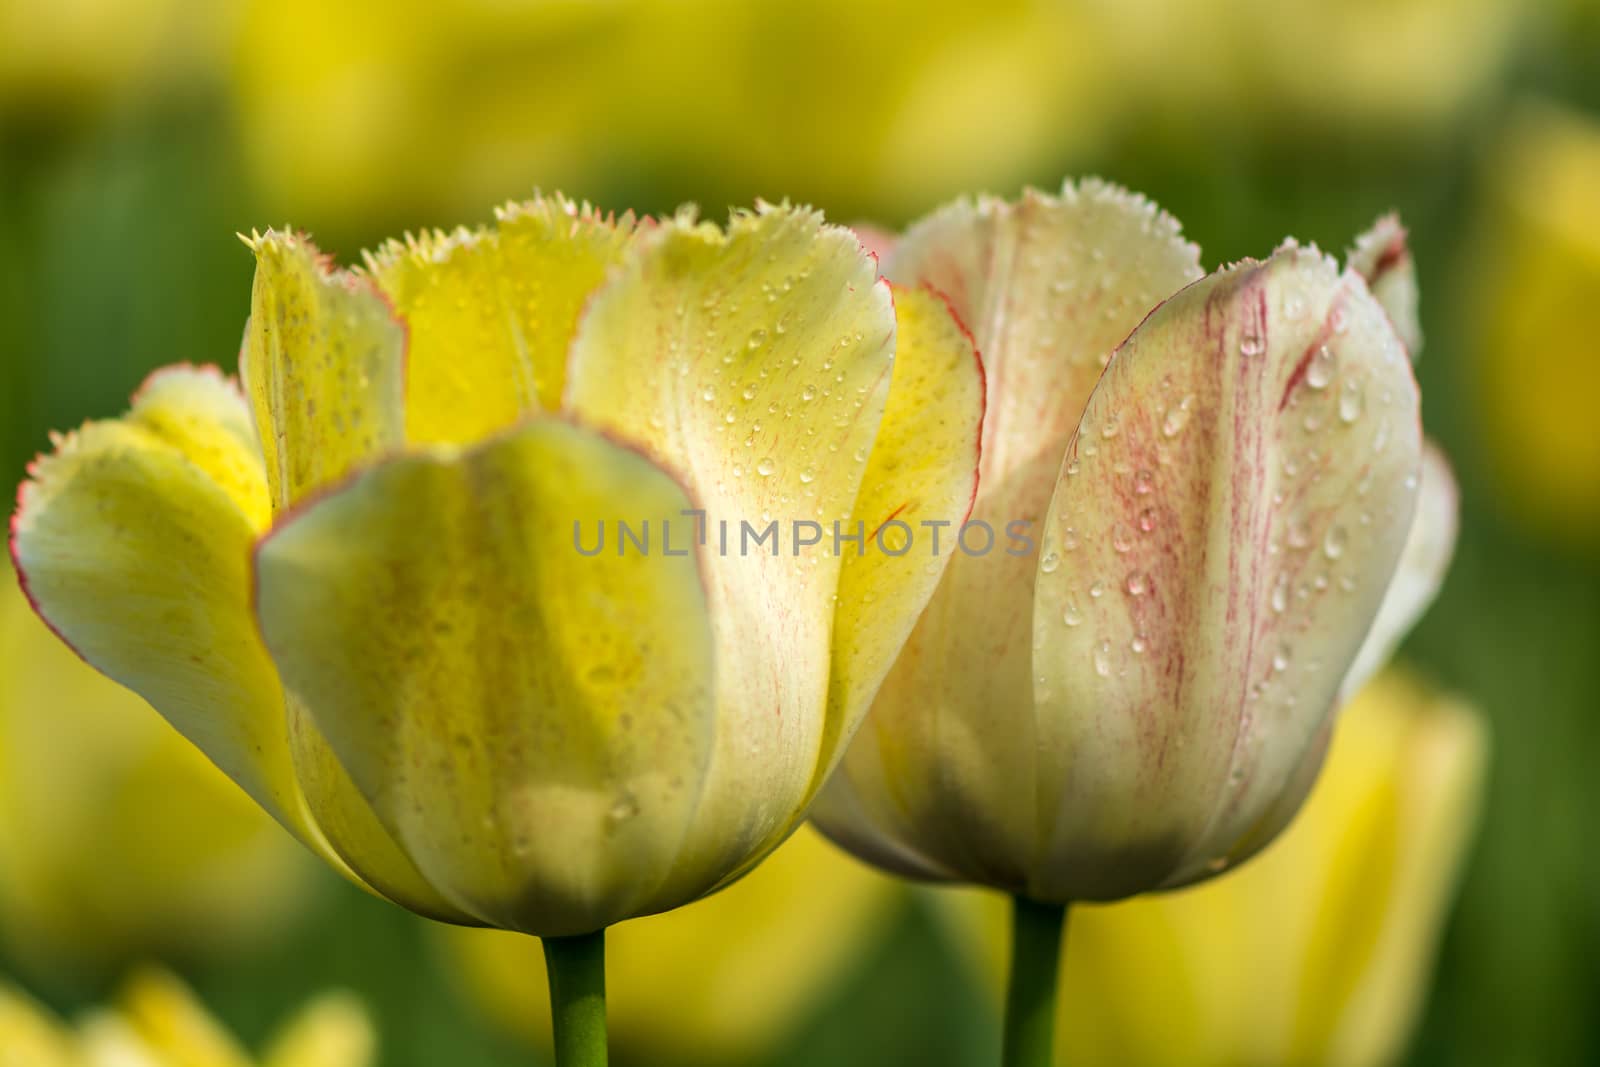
[
  {"xmin": 367, "ymin": 197, "xmax": 642, "ymax": 445},
  {"xmin": 256, "ymin": 419, "xmax": 717, "ymax": 934},
  {"xmin": 9, "ymin": 366, "xmax": 313, "ymax": 849},
  {"xmin": 564, "ymin": 204, "xmax": 898, "ymax": 897},
  {"xmin": 816, "ymin": 181, "xmax": 1204, "ymax": 889},
  {"xmin": 8, "ymin": 364, "xmax": 473, "ymax": 924},
  {"xmin": 241, "ymin": 231, "xmax": 406, "ymax": 510},
  {"xmin": 1028, "ymin": 243, "xmax": 1422, "ymax": 898}
]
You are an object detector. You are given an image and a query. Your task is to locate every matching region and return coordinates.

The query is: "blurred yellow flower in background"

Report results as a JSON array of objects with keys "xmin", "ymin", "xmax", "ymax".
[
  {"xmin": 0, "ymin": 968, "xmax": 373, "ymax": 1067},
  {"xmin": 1473, "ymin": 100, "xmax": 1600, "ymax": 546},
  {"xmin": 229, "ymin": 0, "xmax": 1110, "ymax": 227},
  {"xmin": 0, "ymin": 559, "xmax": 312, "ymax": 976},
  {"xmin": 444, "ymin": 826, "xmax": 901, "ymax": 1064},
  {"xmin": 0, "ymin": 0, "xmax": 234, "ymax": 120},
  {"xmin": 938, "ymin": 668, "xmax": 1488, "ymax": 1067},
  {"xmin": 1090, "ymin": 0, "xmax": 1522, "ymax": 135}
]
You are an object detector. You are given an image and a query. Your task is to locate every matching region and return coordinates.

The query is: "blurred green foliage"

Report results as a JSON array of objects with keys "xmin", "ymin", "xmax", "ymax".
[{"xmin": 2, "ymin": 2, "xmax": 1598, "ymax": 1064}]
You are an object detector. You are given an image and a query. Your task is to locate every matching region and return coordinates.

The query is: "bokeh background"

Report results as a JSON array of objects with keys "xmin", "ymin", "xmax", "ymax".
[{"xmin": 2, "ymin": 1, "xmax": 1598, "ymax": 1064}]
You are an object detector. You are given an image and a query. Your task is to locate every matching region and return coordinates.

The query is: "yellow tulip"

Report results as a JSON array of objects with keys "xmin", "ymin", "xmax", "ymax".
[
  {"xmin": 1473, "ymin": 100, "xmax": 1600, "ymax": 544},
  {"xmin": 443, "ymin": 825, "xmax": 902, "ymax": 1064},
  {"xmin": 0, "ymin": 968, "xmax": 374, "ymax": 1067},
  {"xmin": 814, "ymin": 180, "xmax": 1448, "ymax": 904},
  {"xmin": 0, "ymin": 558, "xmax": 310, "ymax": 976},
  {"xmin": 10, "ymin": 197, "xmax": 983, "ymax": 942},
  {"xmin": 936, "ymin": 668, "xmax": 1488, "ymax": 1067}
]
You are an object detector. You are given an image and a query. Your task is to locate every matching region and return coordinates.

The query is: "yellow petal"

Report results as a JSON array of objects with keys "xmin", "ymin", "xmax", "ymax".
[
  {"xmin": 0, "ymin": 556, "xmax": 310, "ymax": 972},
  {"xmin": 0, "ymin": 983, "xmax": 76, "ymax": 1067},
  {"xmin": 256, "ymin": 419, "xmax": 716, "ymax": 934},
  {"xmin": 241, "ymin": 231, "xmax": 406, "ymax": 510},
  {"xmin": 117, "ymin": 968, "xmax": 252, "ymax": 1067},
  {"xmin": 1347, "ymin": 215, "xmax": 1423, "ymax": 357},
  {"xmin": 9, "ymin": 365, "xmax": 468, "ymax": 925},
  {"xmin": 443, "ymin": 826, "xmax": 902, "ymax": 1064},
  {"xmin": 817, "ymin": 181, "xmax": 1203, "ymax": 890},
  {"xmin": 1028, "ymin": 243, "xmax": 1422, "ymax": 900},
  {"xmin": 10, "ymin": 365, "xmax": 316, "ymax": 855},
  {"xmin": 261, "ymin": 993, "xmax": 376, "ymax": 1067},
  {"xmin": 565, "ymin": 204, "xmax": 896, "ymax": 900},
  {"xmin": 366, "ymin": 196, "xmax": 641, "ymax": 445}
]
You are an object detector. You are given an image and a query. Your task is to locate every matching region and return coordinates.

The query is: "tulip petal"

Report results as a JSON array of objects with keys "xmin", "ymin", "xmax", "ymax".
[
  {"xmin": 256, "ymin": 419, "xmax": 717, "ymax": 935},
  {"xmin": 10, "ymin": 365, "xmax": 473, "ymax": 924},
  {"xmin": 367, "ymin": 196, "xmax": 641, "ymax": 445},
  {"xmin": 1347, "ymin": 215, "xmax": 1422, "ymax": 357},
  {"xmin": 818, "ymin": 284, "xmax": 985, "ymax": 793},
  {"xmin": 565, "ymin": 204, "xmax": 896, "ymax": 897},
  {"xmin": 9, "ymin": 366, "xmax": 317, "ymax": 853},
  {"xmin": 824, "ymin": 181, "xmax": 1203, "ymax": 888},
  {"xmin": 1029, "ymin": 242, "xmax": 1422, "ymax": 899},
  {"xmin": 241, "ymin": 231, "xmax": 406, "ymax": 510},
  {"xmin": 1339, "ymin": 441, "xmax": 1457, "ymax": 701}
]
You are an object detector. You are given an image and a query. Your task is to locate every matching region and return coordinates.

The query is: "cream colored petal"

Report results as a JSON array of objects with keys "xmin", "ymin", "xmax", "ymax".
[
  {"xmin": 1029, "ymin": 243, "xmax": 1422, "ymax": 899},
  {"xmin": 564, "ymin": 204, "xmax": 896, "ymax": 901},
  {"xmin": 366, "ymin": 196, "xmax": 641, "ymax": 445},
  {"xmin": 1347, "ymin": 214, "xmax": 1422, "ymax": 357},
  {"xmin": 257, "ymin": 419, "xmax": 717, "ymax": 934},
  {"xmin": 1340, "ymin": 441, "xmax": 1458, "ymax": 701},
  {"xmin": 821, "ymin": 181, "xmax": 1203, "ymax": 889},
  {"xmin": 241, "ymin": 231, "xmax": 406, "ymax": 510},
  {"xmin": 0, "ymin": 983, "xmax": 77, "ymax": 1067}
]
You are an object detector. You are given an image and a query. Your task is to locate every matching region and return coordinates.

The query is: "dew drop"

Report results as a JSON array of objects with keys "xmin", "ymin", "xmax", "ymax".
[
  {"xmin": 1138, "ymin": 508, "xmax": 1156, "ymax": 533},
  {"xmin": 1062, "ymin": 526, "xmax": 1080, "ymax": 551},
  {"xmin": 1040, "ymin": 552, "xmax": 1061, "ymax": 574},
  {"xmin": 1338, "ymin": 379, "xmax": 1364, "ymax": 423},
  {"xmin": 1093, "ymin": 640, "xmax": 1112, "ymax": 677},
  {"xmin": 799, "ymin": 467, "xmax": 815, "ymax": 485},
  {"xmin": 1112, "ymin": 523, "xmax": 1134, "ymax": 553},
  {"xmin": 1306, "ymin": 345, "xmax": 1335, "ymax": 389},
  {"xmin": 757, "ymin": 457, "xmax": 776, "ymax": 477},
  {"xmin": 1322, "ymin": 525, "xmax": 1347, "ymax": 559},
  {"xmin": 1240, "ymin": 331, "xmax": 1264, "ymax": 357},
  {"xmin": 1089, "ymin": 580, "xmax": 1106, "ymax": 599},
  {"xmin": 1133, "ymin": 468, "xmax": 1154, "ymax": 494},
  {"xmin": 1287, "ymin": 521, "xmax": 1311, "ymax": 549},
  {"xmin": 747, "ymin": 328, "xmax": 768, "ymax": 350},
  {"xmin": 801, "ymin": 383, "xmax": 817, "ymax": 402},
  {"xmin": 1270, "ymin": 574, "xmax": 1289, "ymax": 614},
  {"xmin": 1125, "ymin": 571, "xmax": 1149, "ymax": 596},
  {"xmin": 1062, "ymin": 598, "xmax": 1083, "ymax": 627},
  {"xmin": 1131, "ymin": 633, "xmax": 1147, "ymax": 654},
  {"xmin": 1272, "ymin": 645, "xmax": 1292, "ymax": 672}
]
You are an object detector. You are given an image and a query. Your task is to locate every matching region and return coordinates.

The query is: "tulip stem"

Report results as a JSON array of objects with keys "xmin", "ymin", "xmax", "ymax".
[
  {"xmin": 542, "ymin": 929, "xmax": 608, "ymax": 1067},
  {"xmin": 1002, "ymin": 896, "xmax": 1067, "ymax": 1067}
]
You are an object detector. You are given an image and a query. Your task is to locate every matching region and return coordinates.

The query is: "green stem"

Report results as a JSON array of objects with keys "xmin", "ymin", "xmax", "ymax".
[
  {"xmin": 1002, "ymin": 896, "xmax": 1068, "ymax": 1067},
  {"xmin": 542, "ymin": 929, "xmax": 608, "ymax": 1067}
]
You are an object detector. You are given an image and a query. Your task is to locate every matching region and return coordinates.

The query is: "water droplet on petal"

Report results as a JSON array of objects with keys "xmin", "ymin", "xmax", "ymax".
[
  {"xmin": 1125, "ymin": 571, "xmax": 1149, "ymax": 596},
  {"xmin": 1089, "ymin": 580, "xmax": 1106, "ymax": 599},
  {"xmin": 1062, "ymin": 598, "xmax": 1083, "ymax": 627},
  {"xmin": 1306, "ymin": 345, "xmax": 1335, "ymax": 389},
  {"xmin": 1323, "ymin": 525, "xmax": 1347, "ymax": 559},
  {"xmin": 1040, "ymin": 551, "xmax": 1061, "ymax": 574},
  {"xmin": 757, "ymin": 457, "xmax": 776, "ymax": 477},
  {"xmin": 1339, "ymin": 379, "xmax": 1365, "ymax": 423},
  {"xmin": 1133, "ymin": 468, "xmax": 1154, "ymax": 494},
  {"xmin": 1272, "ymin": 645, "xmax": 1292, "ymax": 672},
  {"xmin": 1112, "ymin": 523, "xmax": 1134, "ymax": 553},
  {"xmin": 1093, "ymin": 640, "xmax": 1112, "ymax": 677}
]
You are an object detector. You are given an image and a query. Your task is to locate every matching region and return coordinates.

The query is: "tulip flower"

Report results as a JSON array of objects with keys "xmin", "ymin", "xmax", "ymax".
[
  {"xmin": 0, "ymin": 968, "xmax": 373, "ymax": 1067},
  {"xmin": 444, "ymin": 825, "xmax": 902, "ymax": 1064},
  {"xmin": 1473, "ymin": 100, "xmax": 1600, "ymax": 547},
  {"xmin": 0, "ymin": 558, "xmax": 312, "ymax": 976},
  {"xmin": 9, "ymin": 195, "xmax": 985, "ymax": 1064},
  {"xmin": 812, "ymin": 180, "xmax": 1449, "ymax": 1065},
  {"xmin": 935, "ymin": 667, "xmax": 1487, "ymax": 1067}
]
